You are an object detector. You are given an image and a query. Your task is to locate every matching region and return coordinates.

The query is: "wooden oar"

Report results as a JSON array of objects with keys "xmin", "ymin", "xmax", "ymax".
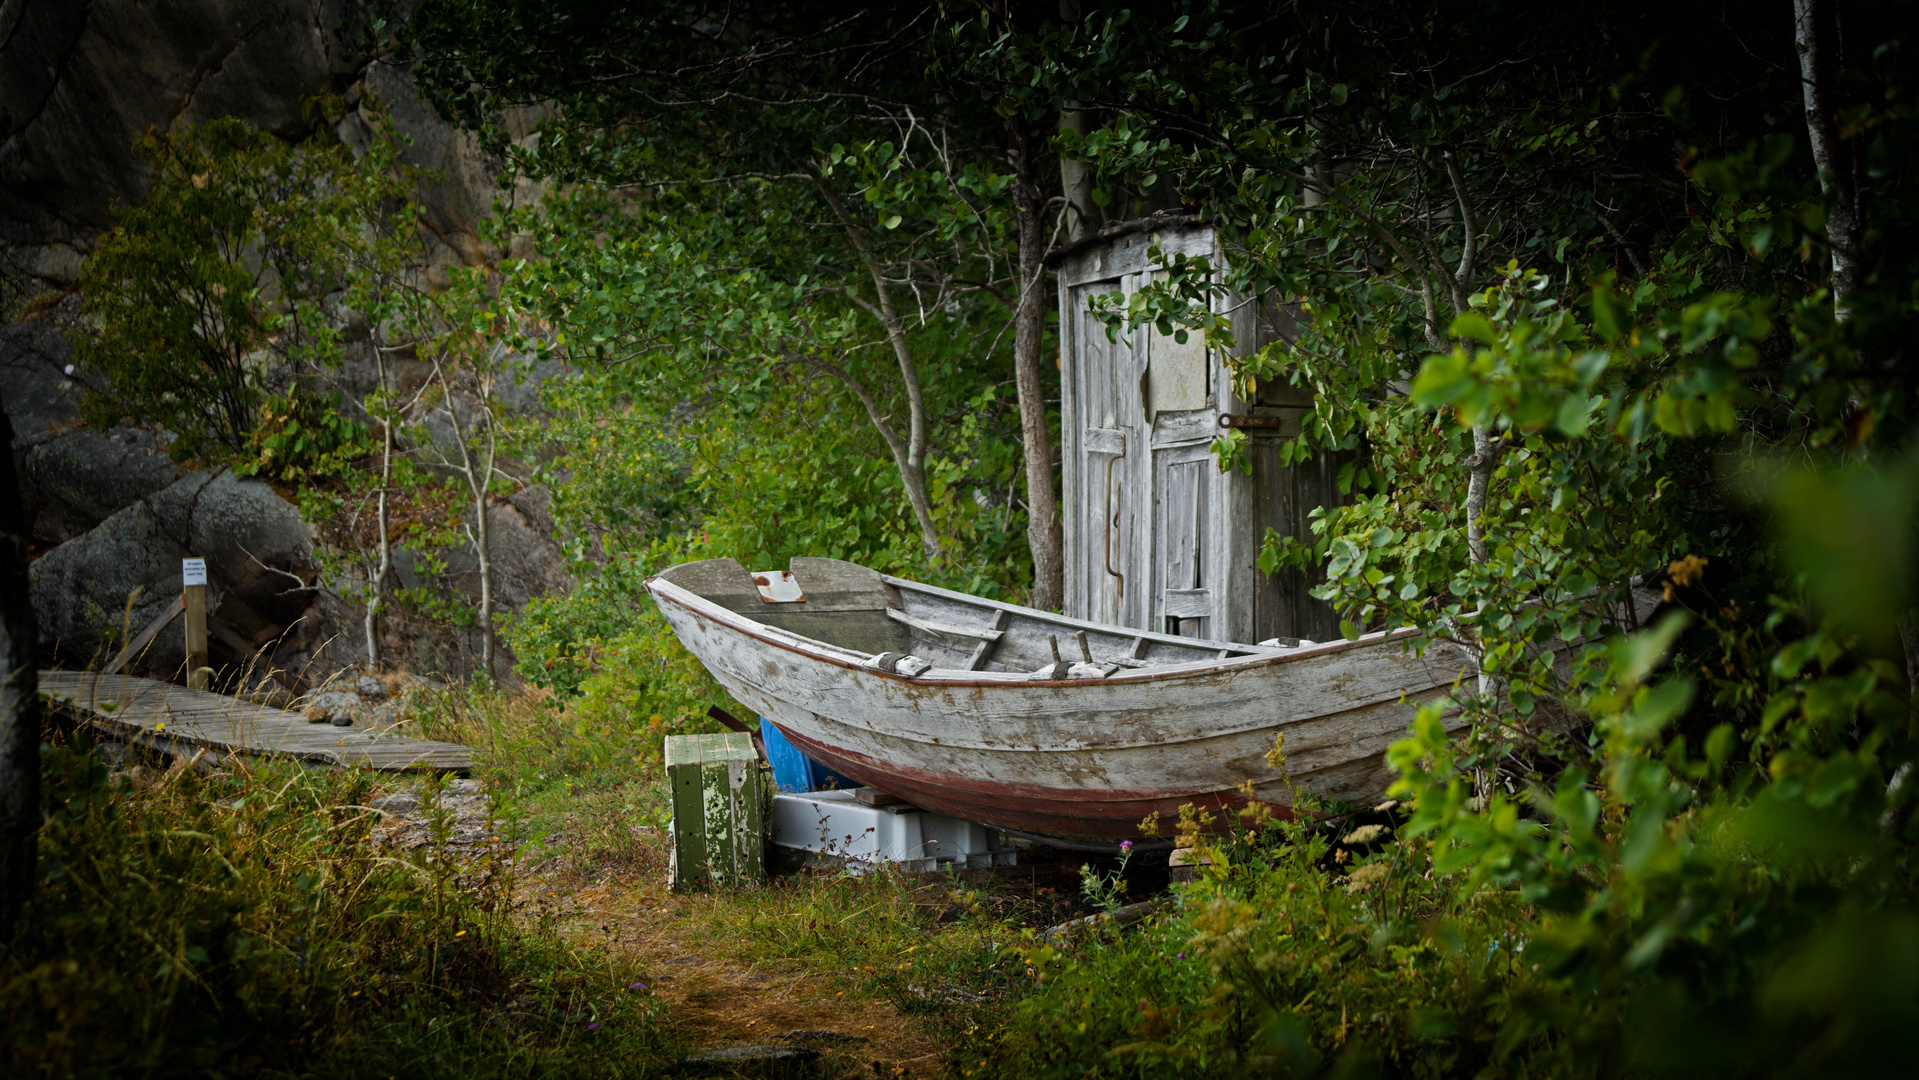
[{"xmin": 707, "ymin": 705, "xmax": 768, "ymax": 762}]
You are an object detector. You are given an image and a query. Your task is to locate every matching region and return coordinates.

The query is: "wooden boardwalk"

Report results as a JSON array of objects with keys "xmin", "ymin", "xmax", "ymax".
[{"xmin": 39, "ymin": 671, "xmax": 473, "ymax": 775}]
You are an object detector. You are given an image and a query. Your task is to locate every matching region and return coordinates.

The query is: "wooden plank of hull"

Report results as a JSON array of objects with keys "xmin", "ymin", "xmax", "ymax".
[
  {"xmin": 773, "ymin": 705, "xmax": 1440, "ymax": 838},
  {"xmin": 648, "ymin": 579, "xmax": 1474, "ymax": 839}
]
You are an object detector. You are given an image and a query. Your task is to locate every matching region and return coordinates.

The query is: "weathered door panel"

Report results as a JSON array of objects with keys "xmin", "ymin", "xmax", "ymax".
[
  {"xmin": 1153, "ymin": 445, "xmax": 1215, "ymax": 637},
  {"xmin": 1070, "ymin": 281, "xmax": 1148, "ymax": 629}
]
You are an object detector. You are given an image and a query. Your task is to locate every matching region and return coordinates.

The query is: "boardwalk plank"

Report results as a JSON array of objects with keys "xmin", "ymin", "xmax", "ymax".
[{"xmin": 39, "ymin": 671, "xmax": 472, "ymax": 774}]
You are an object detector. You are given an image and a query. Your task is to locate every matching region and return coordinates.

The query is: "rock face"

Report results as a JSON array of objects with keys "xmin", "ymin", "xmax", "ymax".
[
  {"xmin": 0, "ymin": 1, "xmax": 363, "ymax": 254},
  {"xmin": 1, "ymin": 0, "xmax": 534, "ymax": 284}
]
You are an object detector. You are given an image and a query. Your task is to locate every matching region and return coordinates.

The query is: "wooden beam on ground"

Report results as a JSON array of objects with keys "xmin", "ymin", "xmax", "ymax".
[{"xmin": 103, "ymin": 595, "xmax": 184, "ymax": 676}]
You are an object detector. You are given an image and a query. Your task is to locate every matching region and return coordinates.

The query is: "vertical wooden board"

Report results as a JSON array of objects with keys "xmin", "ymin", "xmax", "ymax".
[
  {"xmin": 1249, "ymin": 435, "xmax": 1346, "ymax": 643},
  {"xmin": 1075, "ymin": 282, "xmax": 1134, "ymax": 629},
  {"xmin": 1155, "ymin": 450, "xmax": 1213, "ymax": 637},
  {"xmin": 701, "ymin": 751, "xmax": 731, "ymax": 886},
  {"xmin": 726, "ymin": 758, "xmax": 768, "ymax": 887},
  {"xmin": 1059, "ymin": 273, "xmax": 1082, "ymax": 620},
  {"xmin": 1216, "ymin": 426, "xmax": 1258, "ymax": 645},
  {"xmin": 666, "ymin": 735, "xmax": 710, "ymax": 891},
  {"xmin": 750, "ymin": 765, "xmax": 772, "ymax": 882},
  {"xmin": 725, "ymin": 759, "xmax": 746, "ymax": 885},
  {"xmin": 1146, "ymin": 316, "xmax": 1209, "ymax": 416},
  {"xmin": 183, "ymin": 583, "xmax": 208, "ymax": 689},
  {"xmin": 1124, "ymin": 304, "xmax": 1154, "ymax": 632}
]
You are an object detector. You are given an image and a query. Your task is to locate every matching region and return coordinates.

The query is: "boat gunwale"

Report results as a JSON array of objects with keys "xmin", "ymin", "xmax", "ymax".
[{"xmin": 644, "ymin": 569, "xmax": 1429, "ymax": 689}]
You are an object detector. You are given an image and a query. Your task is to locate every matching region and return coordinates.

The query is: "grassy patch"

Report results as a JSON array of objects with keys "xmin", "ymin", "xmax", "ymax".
[
  {"xmin": 406, "ymin": 682, "xmax": 676, "ymax": 880},
  {"xmin": 2, "ymin": 731, "xmax": 675, "ymax": 1078}
]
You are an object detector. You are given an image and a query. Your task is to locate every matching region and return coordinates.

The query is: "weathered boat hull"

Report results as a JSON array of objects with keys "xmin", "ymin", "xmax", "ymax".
[{"xmin": 647, "ymin": 558, "xmax": 1477, "ymax": 840}]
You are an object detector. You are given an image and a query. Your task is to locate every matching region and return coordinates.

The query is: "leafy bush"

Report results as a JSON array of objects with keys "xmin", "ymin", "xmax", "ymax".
[
  {"xmin": 233, "ymin": 388, "xmax": 375, "ymax": 483},
  {"xmin": 502, "ymin": 377, "xmax": 1034, "ymax": 762},
  {"xmin": 73, "ymin": 112, "xmax": 406, "ymax": 463}
]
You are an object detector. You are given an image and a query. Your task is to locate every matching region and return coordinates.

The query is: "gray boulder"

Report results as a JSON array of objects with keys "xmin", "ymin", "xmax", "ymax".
[
  {"xmin": 29, "ymin": 470, "xmax": 315, "ymax": 673},
  {"xmin": 1, "ymin": 315, "xmax": 180, "ymax": 544},
  {"xmin": 20, "ymin": 427, "xmax": 177, "ymax": 543},
  {"xmin": 304, "ymin": 690, "xmax": 361, "ymax": 726}
]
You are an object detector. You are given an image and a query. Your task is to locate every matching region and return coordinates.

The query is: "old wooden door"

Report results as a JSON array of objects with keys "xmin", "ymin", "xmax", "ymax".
[
  {"xmin": 1152, "ymin": 444, "xmax": 1217, "ymax": 636},
  {"xmin": 1067, "ymin": 278, "xmax": 1149, "ymax": 629}
]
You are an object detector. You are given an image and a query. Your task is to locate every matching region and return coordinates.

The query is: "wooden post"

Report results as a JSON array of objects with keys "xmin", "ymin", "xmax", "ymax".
[{"xmin": 182, "ymin": 558, "xmax": 208, "ymax": 690}]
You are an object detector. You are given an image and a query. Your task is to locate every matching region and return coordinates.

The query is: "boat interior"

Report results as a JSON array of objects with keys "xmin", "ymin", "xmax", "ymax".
[{"xmin": 654, "ymin": 557, "xmax": 1285, "ymax": 679}]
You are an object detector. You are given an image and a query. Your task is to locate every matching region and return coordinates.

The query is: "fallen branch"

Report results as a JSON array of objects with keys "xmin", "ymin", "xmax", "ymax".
[{"xmin": 1040, "ymin": 897, "xmax": 1172, "ymax": 948}]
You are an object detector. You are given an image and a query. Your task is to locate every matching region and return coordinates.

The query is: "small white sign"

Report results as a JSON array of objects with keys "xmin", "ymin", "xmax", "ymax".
[{"xmin": 181, "ymin": 558, "xmax": 207, "ymax": 587}]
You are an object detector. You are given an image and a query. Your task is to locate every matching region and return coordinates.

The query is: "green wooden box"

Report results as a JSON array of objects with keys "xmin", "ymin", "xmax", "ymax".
[{"xmin": 665, "ymin": 731, "xmax": 772, "ymax": 891}]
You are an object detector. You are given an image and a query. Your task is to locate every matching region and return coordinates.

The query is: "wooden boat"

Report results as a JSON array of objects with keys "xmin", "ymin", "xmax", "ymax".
[{"xmin": 645, "ymin": 556, "xmax": 1511, "ymax": 841}]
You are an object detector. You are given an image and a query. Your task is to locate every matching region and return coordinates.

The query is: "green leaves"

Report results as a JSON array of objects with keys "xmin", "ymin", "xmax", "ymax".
[
  {"xmin": 1411, "ymin": 264, "xmax": 1614, "ymax": 437},
  {"xmin": 74, "ymin": 116, "xmax": 413, "ymax": 458},
  {"xmin": 1752, "ymin": 458, "xmax": 1918, "ymax": 645}
]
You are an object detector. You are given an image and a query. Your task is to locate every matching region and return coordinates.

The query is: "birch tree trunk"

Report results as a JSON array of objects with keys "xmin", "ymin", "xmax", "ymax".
[
  {"xmin": 806, "ymin": 168, "xmax": 944, "ymax": 560},
  {"xmin": 0, "ymin": 403, "xmax": 41, "ymax": 941},
  {"xmin": 1793, "ymin": 0, "xmax": 1907, "ymax": 705},
  {"xmin": 1009, "ymin": 114, "xmax": 1065, "ymax": 612},
  {"xmin": 434, "ymin": 359, "xmax": 497, "ymax": 678},
  {"xmin": 364, "ymin": 352, "xmax": 394, "ymax": 669},
  {"xmin": 1057, "ymin": 108, "xmax": 1100, "ymax": 242},
  {"xmin": 1794, "ymin": 0, "xmax": 1864, "ymax": 319}
]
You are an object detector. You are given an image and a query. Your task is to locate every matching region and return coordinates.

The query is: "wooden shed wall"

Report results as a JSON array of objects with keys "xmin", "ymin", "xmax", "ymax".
[{"xmin": 1054, "ymin": 219, "xmax": 1342, "ymax": 646}]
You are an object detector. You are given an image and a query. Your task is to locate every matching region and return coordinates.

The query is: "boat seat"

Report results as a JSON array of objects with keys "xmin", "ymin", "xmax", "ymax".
[{"xmin": 655, "ymin": 557, "xmax": 908, "ymax": 656}]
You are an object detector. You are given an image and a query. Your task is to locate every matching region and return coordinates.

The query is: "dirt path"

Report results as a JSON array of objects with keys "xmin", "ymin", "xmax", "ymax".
[
  {"xmin": 532, "ymin": 877, "xmax": 951, "ymax": 1076},
  {"xmin": 369, "ymin": 778, "xmax": 1040, "ymax": 1077}
]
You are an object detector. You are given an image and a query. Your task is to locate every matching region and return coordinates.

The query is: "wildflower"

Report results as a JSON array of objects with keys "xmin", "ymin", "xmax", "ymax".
[
  {"xmin": 629, "ymin": 982, "xmax": 646, "ymax": 990},
  {"xmin": 1120, "ymin": 840, "xmax": 1133, "ymax": 853},
  {"xmin": 587, "ymin": 1022, "xmax": 601, "ymax": 1030},
  {"xmin": 1342, "ymin": 824, "xmax": 1387, "ymax": 845},
  {"xmin": 1345, "ymin": 861, "xmax": 1391, "ymax": 893},
  {"xmin": 1264, "ymin": 730, "xmax": 1288, "ymax": 775},
  {"xmin": 1176, "ymin": 952, "xmax": 1186, "ymax": 960}
]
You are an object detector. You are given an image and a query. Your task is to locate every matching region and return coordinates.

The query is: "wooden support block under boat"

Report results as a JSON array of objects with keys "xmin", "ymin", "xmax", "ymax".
[{"xmin": 665, "ymin": 732, "xmax": 771, "ymax": 891}]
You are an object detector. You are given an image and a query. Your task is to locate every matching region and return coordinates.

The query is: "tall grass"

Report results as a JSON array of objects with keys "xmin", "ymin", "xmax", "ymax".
[{"xmin": 1, "ymin": 731, "xmax": 673, "ymax": 1078}]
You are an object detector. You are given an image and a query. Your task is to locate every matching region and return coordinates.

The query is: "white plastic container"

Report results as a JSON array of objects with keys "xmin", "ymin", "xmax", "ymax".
[{"xmin": 770, "ymin": 790, "xmax": 1019, "ymax": 872}]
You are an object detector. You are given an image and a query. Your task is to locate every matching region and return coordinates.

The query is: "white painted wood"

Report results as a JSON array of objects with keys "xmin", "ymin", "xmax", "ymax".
[
  {"xmin": 1069, "ymin": 279, "xmax": 1152, "ymax": 630},
  {"xmin": 652, "ymin": 557, "xmax": 1665, "ymax": 839},
  {"xmin": 1154, "ymin": 444, "xmax": 1215, "ymax": 638},
  {"xmin": 1057, "ymin": 219, "xmax": 1341, "ymax": 647},
  {"xmin": 1162, "ymin": 589, "xmax": 1213, "ymax": 619},
  {"xmin": 1059, "ymin": 269, "xmax": 1082, "ymax": 622},
  {"xmin": 1150, "ymin": 410, "xmax": 1219, "ymax": 447}
]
